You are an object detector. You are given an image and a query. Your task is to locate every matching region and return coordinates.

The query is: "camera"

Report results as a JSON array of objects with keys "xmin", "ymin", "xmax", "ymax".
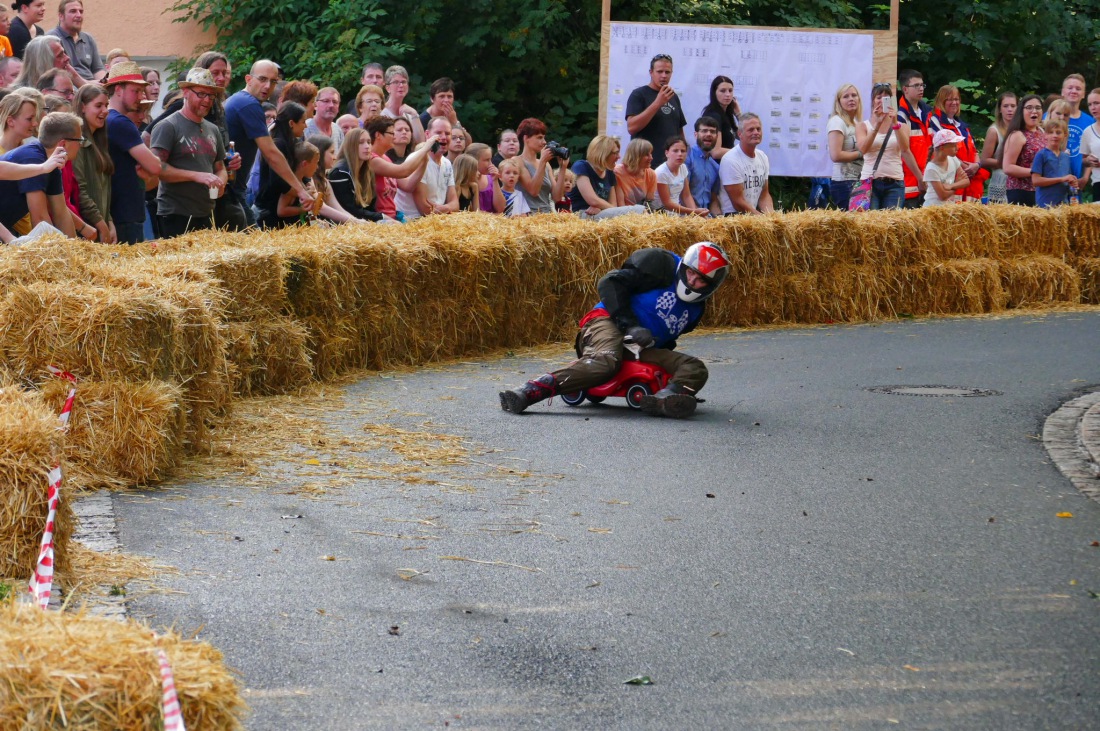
[{"xmin": 546, "ymin": 141, "xmax": 569, "ymax": 159}]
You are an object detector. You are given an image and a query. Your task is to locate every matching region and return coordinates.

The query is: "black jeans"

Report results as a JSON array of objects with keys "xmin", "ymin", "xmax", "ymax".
[{"xmin": 158, "ymin": 213, "xmax": 214, "ymax": 239}]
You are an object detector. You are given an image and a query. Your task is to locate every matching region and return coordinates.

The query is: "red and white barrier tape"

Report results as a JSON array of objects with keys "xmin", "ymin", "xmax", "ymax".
[
  {"xmin": 28, "ymin": 365, "xmax": 77, "ymax": 609},
  {"xmin": 27, "ymin": 467, "xmax": 60, "ymax": 609},
  {"xmin": 158, "ymin": 648, "xmax": 187, "ymax": 731}
]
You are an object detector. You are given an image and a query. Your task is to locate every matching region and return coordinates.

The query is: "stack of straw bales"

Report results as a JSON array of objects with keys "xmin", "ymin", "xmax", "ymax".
[
  {"xmin": 0, "ymin": 381, "xmax": 73, "ymax": 580},
  {"xmin": 0, "ymin": 601, "xmax": 246, "ymax": 729},
  {"xmin": 0, "ymin": 241, "xmax": 228, "ymax": 490}
]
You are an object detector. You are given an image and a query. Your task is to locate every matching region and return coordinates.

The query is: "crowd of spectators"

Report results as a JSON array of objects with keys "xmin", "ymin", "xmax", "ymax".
[
  {"xmin": 0, "ymin": 4, "xmax": 1096, "ymax": 244},
  {"xmin": 828, "ymin": 70, "xmax": 1099, "ymax": 210}
]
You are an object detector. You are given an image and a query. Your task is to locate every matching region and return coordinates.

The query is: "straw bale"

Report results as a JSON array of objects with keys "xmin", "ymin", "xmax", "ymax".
[
  {"xmin": 0, "ymin": 384, "xmax": 73, "ymax": 579},
  {"xmin": 896, "ymin": 259, "xmax": 1007, "ymax": 316},
  {"xmin": 706, "ymin": 214, "xmax": 790, "ymax": 279},
  {"xmin": 40, "ymin": 379, "xmax": 185, "ymax": 490},
  {"xmin": 284, "ymin": 236, "xmax": 369, "ymax": 319},
  {"xmin": 0, "ymin": 282, "xmax": 181, "ymax": 383},
  {"xmin": 815, "ymin": 264, "xmax": 894, "ymax": 322},
  {"xmin": 999, "ymin": 255, "xmax": 1081, "ymax": 308},
  {"xmin": 0, "ymin": 601, "xmax": 247, "ymax": 730},
  {"xmin": 223, "ymin": 318, "xmax": 313, "ymax": 396},
  {"xmin": 1077, "ymin": 257, "xmax": 1100, "ymax": 304},
  {"xmin": 302, "ymin": 315, "xmax": 366, "ymax": 378},
  {"xmin": 991, "ymin": 204, "xmax": 1069, "ymax": 258},
  {"xmin": 902, "ymin": 204, "xmax": 1005, "ymax": 262},
  {"xmin": 0, "ymin": 238, "xmax": 105, "ymax": 287},
  {"xmin": 201, "ymin": 247, "xmax": 288, "ymax": 320},
  {"xmin": 1062, "ymin": 205, "xmax": 1100, "ymax": 259}
]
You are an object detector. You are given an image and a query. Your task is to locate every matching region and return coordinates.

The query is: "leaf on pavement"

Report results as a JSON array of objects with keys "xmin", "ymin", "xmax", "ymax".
[
  {"xmin": 623, "ymin": 675, "xmax": 653, "ymax": 685},
  {"xmin": 1057, "ymin": 512, "xmax": 1074, "ymax": 518}
]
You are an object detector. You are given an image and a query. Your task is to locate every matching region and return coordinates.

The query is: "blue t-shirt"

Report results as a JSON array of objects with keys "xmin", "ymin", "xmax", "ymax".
[
  {"xmin": 1031, "ymin": 147, "xmax": 1073, "ymax": 208},
  {"xmin": 569, "ymin": 159, "xmax": 617, "ymax": 212},
  {"xmin": 1068, "ymin": 112, "xmax": 1095, "ymax": 177},
  {"xmin": 224, "ymin": 90, "xmax": 271, "ymax": 196},
  {"xmin": 106, "ymin": 109, "xmax": 147, "ymax": 223},
  {"xmin": 0, "ymin": 141, "xmax": 61, "ymax": 229}
]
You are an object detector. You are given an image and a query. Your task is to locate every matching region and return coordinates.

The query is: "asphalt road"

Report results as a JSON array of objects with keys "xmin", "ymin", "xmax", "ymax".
[{"xmin": 117, "ymin": 311, "xmax": 1100, "ymax": 730}]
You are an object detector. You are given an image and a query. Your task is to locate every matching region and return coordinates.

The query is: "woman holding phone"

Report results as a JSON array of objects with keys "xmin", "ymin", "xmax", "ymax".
[{"xmin": 854, "ymin": 83, "xmax": 918, "ymax": 210}]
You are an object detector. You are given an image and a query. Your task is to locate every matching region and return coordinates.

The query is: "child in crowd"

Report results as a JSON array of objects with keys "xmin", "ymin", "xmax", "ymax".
[
  {"xmin": 923, "ymin": 129, "xmax": 969, "ymax": 206},
  {"xmin": 466, "ymin": 142, "xmax": 504, "ymax": 213},
  {"xmin": 497, "ymin": 157, "xmax": 531, "ymax": 217},
  {"xmin": 554, "ymin": 169, "xmax": 576, "ymax": 212},
  {"xmin": 1031, "ymin": 119, "xmax": 1084, "ymax": 208},
  {"xmin": 0, "ymin": 7, "xmax": 14, "ymax": 58},
  {"xmin": 1080, "ymin": 87, "xmax": 1100, "ymax": 202},
  {"xmin": 452, "ymin": 153, "xmax": 480, "ymax": 211},
  {"xmin": 271, "ymin": 140, "xmax": 344, "ymax": 227},
  {"xmin": 656, "ymin": 136, "xmax": 708, "ymax": 215},
  {"xmin": 1046, "ymin": 99, "xmax": 1072, "ymax": 124},
  {"xmin": 306, "ymin": 134, "xmax": 365, "ymax": 224}
]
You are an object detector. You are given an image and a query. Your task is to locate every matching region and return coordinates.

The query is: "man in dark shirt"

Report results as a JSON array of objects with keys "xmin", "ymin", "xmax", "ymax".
[
  {"xmin": 625, "ymin": 53, "xmax": 687, "ymax": 168},
  {"xmin": 0, "ymin": 111, "xmax": 81, "ymax": 238},
  {"xmin": 225, "ymin": 58, "xmax": 312, "ymax": 225},
  {"xmin": 105, "ymin": 61, "xmax": 162, "ymax": 243}
]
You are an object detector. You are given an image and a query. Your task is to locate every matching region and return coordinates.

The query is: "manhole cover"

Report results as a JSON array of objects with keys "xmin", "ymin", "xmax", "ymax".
[{"xmin": 866, "ymin": 385, "xmax": 1001, "ymax": 398}]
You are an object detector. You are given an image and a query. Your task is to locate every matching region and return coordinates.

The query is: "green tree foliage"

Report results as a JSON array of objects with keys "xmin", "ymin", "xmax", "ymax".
[{"xmin": 171, "ymin": 0, "xmax": 1100, "ymax": 153}]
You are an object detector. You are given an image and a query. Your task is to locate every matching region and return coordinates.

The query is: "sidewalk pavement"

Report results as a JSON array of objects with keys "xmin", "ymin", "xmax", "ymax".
[{"xmin": 1043, "ymin": 389, "xmax": 1100, "ymax": 503}]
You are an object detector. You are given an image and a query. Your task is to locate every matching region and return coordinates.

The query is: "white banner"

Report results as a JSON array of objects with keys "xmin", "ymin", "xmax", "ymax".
[{"xmin": 606, "ymin": 23, "xmax": 876, "ymax": 177}]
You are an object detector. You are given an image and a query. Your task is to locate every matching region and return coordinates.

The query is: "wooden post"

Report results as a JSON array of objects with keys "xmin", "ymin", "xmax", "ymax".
[{"xmin": 598, "ymin": 0, "xmax": 611, "ymax": 135}]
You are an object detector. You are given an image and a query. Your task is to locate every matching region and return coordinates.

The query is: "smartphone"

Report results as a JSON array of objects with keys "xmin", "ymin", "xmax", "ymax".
[
  {"xmin": 881, "ymin": 96, "xmax": 893, "ymax": 112},
  {"xmin": 431, "ymin": 140, "xmax": 441, "ymax": 153}
]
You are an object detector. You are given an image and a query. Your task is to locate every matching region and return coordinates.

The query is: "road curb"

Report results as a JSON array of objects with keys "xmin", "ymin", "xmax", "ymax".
[
  {"xmin": 1043, "ymin": 390, "xmax": 1100, "ymax": 504},
  {"xmin": 69, "ymin": 490, "xmax": 129, "ymax": 620}
]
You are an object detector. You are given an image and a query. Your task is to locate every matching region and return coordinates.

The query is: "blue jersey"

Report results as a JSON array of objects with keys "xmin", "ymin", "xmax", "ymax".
[{"xmin": 595, "ymin": 254, "xmax": 705, "ymax": 348}]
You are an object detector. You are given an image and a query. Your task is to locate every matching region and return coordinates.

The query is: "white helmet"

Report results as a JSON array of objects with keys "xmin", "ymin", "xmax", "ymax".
[{"xmin": 675, "ymin": 241, "xmax": 731, "ymax": 303}]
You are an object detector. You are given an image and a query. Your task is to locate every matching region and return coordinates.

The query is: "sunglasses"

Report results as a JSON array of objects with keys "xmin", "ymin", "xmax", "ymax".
[
  {"xmin": 873, "ymin": 83, "xmax": 892, "ymax": 93},
  {"xmin": 651, "ymin": 53, "xmax": 672, "ymax": 64}
]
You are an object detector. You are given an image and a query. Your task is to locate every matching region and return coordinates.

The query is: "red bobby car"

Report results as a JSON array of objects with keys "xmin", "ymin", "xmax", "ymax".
[{"xmin": 559, "ymin": 359, "xmax": 672, "ymax": 410}]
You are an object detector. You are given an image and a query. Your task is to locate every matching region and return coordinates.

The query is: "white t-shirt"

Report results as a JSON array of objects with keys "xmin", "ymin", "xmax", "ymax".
[
  {"xmin": 718, "ymin": 145, "xmax": 769, "ymax": 214},
  {"xmin": 502, "ymin": 187, "xmax": 531, "ymax": 217},
  {"xmin": 826, "ymin": 115, "xmax": 862, "ymax": 181},
  {"xmin": 922, "ymin": 156, "xmax": 962, "ymax": 206},
  {"xmin": 395, "ymin": 155, "xmax": 453, "ymax": 221},
  {"xmin": 858, "ymin": 121, "xmax": 903, "ymax": 181},
  {"xmin": 655, "ymin": 162, "xmax": 688, "ymax": 208},
  {"xmin": 1080, "ymin": 123, "xmax": 1100, "ymax": 183}
]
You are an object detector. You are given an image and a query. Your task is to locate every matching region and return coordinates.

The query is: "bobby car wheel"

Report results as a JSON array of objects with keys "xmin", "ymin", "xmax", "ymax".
[
  {"xmin": 560, "ymin": 390, "xmax": 587, "ymax": 406},
  {"xmin": 625, "ymin": 383, "xmax": 651, "ymax": 409}
]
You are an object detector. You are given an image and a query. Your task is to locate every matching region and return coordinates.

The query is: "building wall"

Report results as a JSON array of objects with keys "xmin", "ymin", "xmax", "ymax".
[{"xmin": 78, "ymin": 0, "xmax": 213, "ymax": 63}]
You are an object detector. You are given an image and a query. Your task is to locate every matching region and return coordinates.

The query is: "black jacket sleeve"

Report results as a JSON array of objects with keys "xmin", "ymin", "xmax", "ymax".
[
  {"xmin": 328, "ymin": 165, "xmax": 383, "ymax": 222},
  {"xmin": 596, "ymin": 248, "xmax": 679, "ymax": 331}
]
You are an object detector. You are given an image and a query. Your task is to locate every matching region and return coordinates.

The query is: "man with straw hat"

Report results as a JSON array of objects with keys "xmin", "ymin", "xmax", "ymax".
[
  {"xmin": 149, "ymin": 67, "xmax": 227, "ymax": 238},
  {"xmin": 104, "ymin": 59, "xmax": 160, "ymax": 243}
]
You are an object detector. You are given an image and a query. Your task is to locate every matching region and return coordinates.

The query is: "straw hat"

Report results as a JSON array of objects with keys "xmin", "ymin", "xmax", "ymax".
[
  {"xmin": 177, "ymin": 67, "xmax": 223, "ymax": 95},
  {"xmin": 103, "ymin": 61, "xmax": 149, "ymax": 87}
]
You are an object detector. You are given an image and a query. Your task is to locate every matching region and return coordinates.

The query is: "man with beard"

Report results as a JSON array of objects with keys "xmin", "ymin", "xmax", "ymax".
[
  {"xmin": 105, "ymin": 60, "xmax": 160, "ymax": 243},
  {"xmin": 685, "ymin": 116, "xmax": 722, "ymax": 216},
  {"xmin": 150, "ymin": 68, "xmax": 227, "ymax": 237},
  {"xmin": 225, "ymin": 58, "xmax": 312, "ymax": 224}
]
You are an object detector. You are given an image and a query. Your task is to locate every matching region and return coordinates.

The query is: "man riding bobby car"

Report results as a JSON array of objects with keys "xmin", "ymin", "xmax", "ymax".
[{"xmin": 499, "ymin": 241, "xmax": 732, "ymax": 419}]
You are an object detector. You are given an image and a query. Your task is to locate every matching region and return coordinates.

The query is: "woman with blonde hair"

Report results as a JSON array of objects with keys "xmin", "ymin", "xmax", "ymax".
[
  {"xmin": 827, "ymin": 83, "xmax": 863, "ymax": 209},
  {"xmin": 329, "ymin": 118, "xmax": 435, "ymax": 221},
  {"xmin": 0, "ymin": 91, "xmax": 39, "ymax": 152},
  {"xmin": 614, "ymin": 137, "xmax": 658, "ymax": 208},
  {"xmin": 452, "ymin": 153, "xmax": 480, "ymax": 211},
  {"xmin": 568, "ymin": 135, "xmax": 647, "ymax": 219}
]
